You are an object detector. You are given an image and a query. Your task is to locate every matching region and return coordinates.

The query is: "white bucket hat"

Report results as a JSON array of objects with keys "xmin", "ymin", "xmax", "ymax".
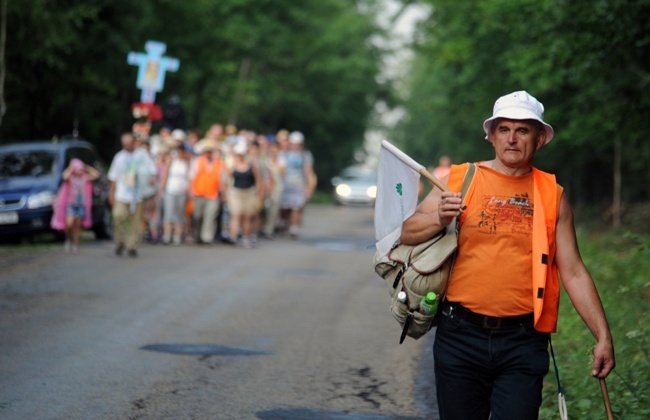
[
  {"xmin": 171, "ymin": 129, "xmax": 187, "ymax": 141},
  {"xmin": 483, "ymin": 91, "xmax": 554, "ymax": 145},
  {"xmin": 288, "ymin": 131, "xmax": 305, "ymax": 144}
]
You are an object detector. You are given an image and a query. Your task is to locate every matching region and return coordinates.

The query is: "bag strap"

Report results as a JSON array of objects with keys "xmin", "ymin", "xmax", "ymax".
[
  {"xmin": 460, "ymin": 162, "xmax": 476, "ymax": 200},
  {"xmin": 441, "ymin": 162, "xmax": 476, "ymax": 302},
  {"xmin": 454, "ymin": 162, "xmax": 476, "ymax": 228}
]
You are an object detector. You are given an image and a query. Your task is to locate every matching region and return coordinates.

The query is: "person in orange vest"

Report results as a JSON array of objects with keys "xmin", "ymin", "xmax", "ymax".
[
  {"xmin": 401, "ymin": 91, "xmax": 615, "ymax": 419},
  {"xmin": 190, "ymin": 139, "xmax": 226, "ymax": 244}
]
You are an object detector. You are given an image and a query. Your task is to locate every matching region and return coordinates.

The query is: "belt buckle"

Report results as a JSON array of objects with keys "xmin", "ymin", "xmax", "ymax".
[
  {"xmin": 442, "ymin": 304, "xmax": 453, "ymax": 317},
  {"xmin": 482, "ymin": 316, "xmax": 502, "ymax": 329}
]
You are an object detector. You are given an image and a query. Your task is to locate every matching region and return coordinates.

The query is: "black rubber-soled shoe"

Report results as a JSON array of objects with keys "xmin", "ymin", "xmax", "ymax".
[
  {"xmin": 128, "ymin": 249, "xmax": 138, "ymax": 257},
  {"xmin": 115, "ymin": 244, "xmax": 124, "ymax": 256}
]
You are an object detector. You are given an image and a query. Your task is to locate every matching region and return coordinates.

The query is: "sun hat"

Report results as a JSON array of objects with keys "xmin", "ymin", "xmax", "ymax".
[
  {"xmin": 288, "ymin": 131, "xmax": 305, "ymax": 144},
  {"xmin": 197, "ymin": 138, "xmax": 218, "ymax": 152},
  {"xmin": 483, "ymin": 91, "xmax": 554, "ymax": 144},
  {"xmin": 171, "ymin": 129, "xmax": 186, "ymax": 141},
  {"xmin": 233, "ymin": 140, "xmax": 248, "ymax": 155}
]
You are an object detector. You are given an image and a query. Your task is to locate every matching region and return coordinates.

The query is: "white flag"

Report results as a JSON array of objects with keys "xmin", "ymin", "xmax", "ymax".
[{"xmin": 375, "ymin": 140, "xmax": 423, "ymax": 256}]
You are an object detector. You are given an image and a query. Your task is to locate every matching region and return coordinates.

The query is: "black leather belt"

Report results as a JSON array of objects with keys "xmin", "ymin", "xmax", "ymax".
[{"xmin": 441, "ymin": 301, "xmax": 533, "ymax": 329}]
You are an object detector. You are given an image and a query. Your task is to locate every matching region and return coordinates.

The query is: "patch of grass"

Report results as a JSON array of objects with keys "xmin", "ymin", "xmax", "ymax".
[
  {"xmin": 309, "ymin": 190, "xmax": 335, "ymax": 204},
  {"xmin": 540, "ymin": 229, "xmax": 650, "ymax": 419},
  {"xmin": 0, "ymin": 230, "xmax": 96, "ymax": 253},
  {"xmin": 0, "ymin": 232, "xmax": 59, "ymax": 252}
]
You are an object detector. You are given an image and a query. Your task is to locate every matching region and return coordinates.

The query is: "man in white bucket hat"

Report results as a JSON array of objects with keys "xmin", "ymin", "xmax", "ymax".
[{"xmin": 401, "ymin": 91, "xmax": 615, "ymax": 419}]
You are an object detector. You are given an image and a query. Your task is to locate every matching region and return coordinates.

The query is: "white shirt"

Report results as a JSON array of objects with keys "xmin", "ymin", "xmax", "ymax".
[
  {"xmin": 108, "ymin": 148, "xmax": 156, "ymax": 203},
  {"xmin": 165, "ymin": 158, "xmax": 190, "ymax": 195}
]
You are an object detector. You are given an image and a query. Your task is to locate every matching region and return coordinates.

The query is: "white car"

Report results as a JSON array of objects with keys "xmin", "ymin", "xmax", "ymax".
[{"xmin": 331, "ymin": 167, "xmax": 377, "ymax": 206}]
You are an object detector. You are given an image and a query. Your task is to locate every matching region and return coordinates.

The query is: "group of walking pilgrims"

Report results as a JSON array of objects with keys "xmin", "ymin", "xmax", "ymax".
[{"xmin": 105, "ymin": 124, "xmax": 317, "ymax": 256}]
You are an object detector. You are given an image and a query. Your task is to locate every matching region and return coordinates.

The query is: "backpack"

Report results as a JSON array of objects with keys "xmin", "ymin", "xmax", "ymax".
[{"xmin": 373, "ymin": 163, "xmax": 476, "ymax": 343}]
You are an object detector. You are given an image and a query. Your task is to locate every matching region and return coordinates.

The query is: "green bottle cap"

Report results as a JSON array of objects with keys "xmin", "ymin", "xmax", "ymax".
[{"xmin": 426, "ymin": 292, "xmax": 437, "ymax": 302}]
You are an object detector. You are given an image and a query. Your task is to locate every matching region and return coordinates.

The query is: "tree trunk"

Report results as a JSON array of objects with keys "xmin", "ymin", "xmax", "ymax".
[
  {"xmin": 0, "ymin": 0, "xmax": 8, "ymax": 128},
  {"xmin": 612, "ymin": 137, "xmax": 622, "ymax": 229},
  {"xmin": 228, "ymin": 57, "xmax": 252, "ymax": 126}
]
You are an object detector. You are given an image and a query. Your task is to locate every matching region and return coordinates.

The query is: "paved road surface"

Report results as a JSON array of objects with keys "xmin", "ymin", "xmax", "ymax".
[{"xmin": 0, "ymin": 204, "xmax": 437, "ymax": 419}]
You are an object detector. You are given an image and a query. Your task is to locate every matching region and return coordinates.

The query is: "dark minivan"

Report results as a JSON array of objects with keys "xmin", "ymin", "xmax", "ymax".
[{"xmin": 0, "ymin": 138, "xmax": 112, "ymax": 240}]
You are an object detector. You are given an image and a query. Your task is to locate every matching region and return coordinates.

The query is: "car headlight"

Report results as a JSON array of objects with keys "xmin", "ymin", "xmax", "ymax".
[
  {"xmin": 367, "ymin": 186, "xmax": 377, "ymax": 199},
  {"xmin": 336, "ymin": 184, "xmax": 352, "ymax": 197},
  {"xmin": 27, "ymin": 191, "xmax": 55, "ymax": 209}
]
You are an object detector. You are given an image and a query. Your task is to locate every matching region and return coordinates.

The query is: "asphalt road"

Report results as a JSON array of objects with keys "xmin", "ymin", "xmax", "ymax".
[{"xmin": 0, "ymin": 204, "xmax": 437, "ymax": 419}]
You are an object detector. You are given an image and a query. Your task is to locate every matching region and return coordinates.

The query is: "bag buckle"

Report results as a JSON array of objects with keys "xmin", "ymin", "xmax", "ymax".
[{"xmin": 392, "ymin": 263, "xmax": 408, "ymax": 289}]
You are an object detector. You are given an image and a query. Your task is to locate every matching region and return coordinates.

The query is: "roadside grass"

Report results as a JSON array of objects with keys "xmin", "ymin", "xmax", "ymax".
[
  {"xmin": 0, "ymin": 230, "xmax": 95, "ymax": 253},
  {"xmin": 0, "ymin": 232, "xmax": 60, "ymax": 252},
  {"xmin": 540, "ymin": 228, "xmax": 650, "ymax": 419},
  {"xmin": 309, "ymin": 190, "xmax": 335, "ymax": 204}
]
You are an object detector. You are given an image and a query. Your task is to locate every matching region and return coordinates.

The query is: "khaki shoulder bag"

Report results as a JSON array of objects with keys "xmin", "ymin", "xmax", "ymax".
[{"xmin": 373, "ymin": 163, "xmax": 476, "ymax": 343}]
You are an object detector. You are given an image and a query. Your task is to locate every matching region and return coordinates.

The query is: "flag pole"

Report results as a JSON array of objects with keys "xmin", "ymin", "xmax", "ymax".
[
  {"xmin": 381, "ymin": 140, "xmax": 449, "ymax": 193},
  {"xmin": 419, "ymin": 167, "xmax": 449, "ymax": 193}
]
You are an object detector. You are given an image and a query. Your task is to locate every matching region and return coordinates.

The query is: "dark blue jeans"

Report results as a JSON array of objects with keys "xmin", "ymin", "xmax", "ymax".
[{"xmin": 434, "ymin": 310, "xmax": 550, "ymax": 420}]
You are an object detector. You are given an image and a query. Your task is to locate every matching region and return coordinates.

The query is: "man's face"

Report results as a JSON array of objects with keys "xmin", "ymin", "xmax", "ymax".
[
  {"xmin": 122, "ymin": 135, "xmax": 135, "ymax": 152},
  {"xmin": 289, "ymin": 141, "xmax": 302, "ymax": 151},
  {"xmin": 491, "ymin": 119, "xmax": 545, "ymax": 167}
]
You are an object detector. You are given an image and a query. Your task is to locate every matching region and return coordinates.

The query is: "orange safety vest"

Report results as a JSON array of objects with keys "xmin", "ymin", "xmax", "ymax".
[
  {"xmin": 447, "ymin": 163, "xmax": 560, "ymax": 333},
  {"xmin": 192, "ymin": 156, "xmax": 223, "ymax": 199}
]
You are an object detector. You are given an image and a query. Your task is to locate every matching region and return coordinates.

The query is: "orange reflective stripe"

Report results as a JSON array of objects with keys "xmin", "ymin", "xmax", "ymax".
[{"xmin": 532, "ymin": 167, "xmax": 560, "ymax": 332}]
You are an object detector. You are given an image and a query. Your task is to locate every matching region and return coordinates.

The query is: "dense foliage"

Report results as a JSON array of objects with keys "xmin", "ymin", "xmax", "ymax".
[
  {"xmin": 541, "ymin": 230, "xmax": 650, "ymax": 419},
  {"xmin": 393, "ymin": 0, "xmax": 650, "ymax": 212},
  {"xmin": 0, "ymin": 0, "xmax": 385, "ymax": 185}
]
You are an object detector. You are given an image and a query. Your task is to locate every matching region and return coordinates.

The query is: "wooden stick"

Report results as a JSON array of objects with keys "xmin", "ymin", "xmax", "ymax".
[
  {"xmin": 419, "ymin": 168, "xmax": 449, "ymax": 192},
  {"xmin": 599, "ymin": 378, "xmax": 614, "ymax": 420},
  {"xmin": 419, "ymin": 168, "xmax": 468, "ymax": 211}
]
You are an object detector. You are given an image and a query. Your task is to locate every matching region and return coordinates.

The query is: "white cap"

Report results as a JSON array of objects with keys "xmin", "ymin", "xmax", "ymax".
[
  {"xmin": 482, "ymin": 91, "xmax": 554, "ymax": 144},
  {"xmin": 288, "ymin": 131, "xmax": 304, "ymax": 144}
]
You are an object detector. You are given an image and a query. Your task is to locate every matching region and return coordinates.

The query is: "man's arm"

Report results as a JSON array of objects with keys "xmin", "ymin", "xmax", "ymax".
[
  {"xmin": 555, "ymin": 193, "xmax": 615, "ymax": 379},
  {"xmin": 107, "ymin": 155, "xmax": 119, "ymax": 208},
  {"xmin": 304, "ymin": 163, "xmax": 316, "ymax": 200},
  {"xmin": 400, "ymin": 175, "xmax": 463, "ymax": 245}
]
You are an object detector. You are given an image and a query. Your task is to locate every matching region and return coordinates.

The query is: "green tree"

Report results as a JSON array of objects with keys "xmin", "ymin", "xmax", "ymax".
[
  {"xmin": 393, "ymin": 0, "xmax": 650, "ymax": 215},
  {"xmin": 0, "ymin": 0, "xmax": 386, "ymax": 186}
]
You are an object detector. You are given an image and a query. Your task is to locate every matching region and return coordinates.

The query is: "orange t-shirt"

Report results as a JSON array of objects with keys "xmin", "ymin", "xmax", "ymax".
[{"xmin": 446, "ymin": 166, "xmax": 536, "ymax": 317}]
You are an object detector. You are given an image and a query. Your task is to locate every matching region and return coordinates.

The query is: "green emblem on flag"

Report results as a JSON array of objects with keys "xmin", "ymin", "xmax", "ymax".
[{"xmin": 396, "ymin": 183, "xmax": 403, "ymax": 196}]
